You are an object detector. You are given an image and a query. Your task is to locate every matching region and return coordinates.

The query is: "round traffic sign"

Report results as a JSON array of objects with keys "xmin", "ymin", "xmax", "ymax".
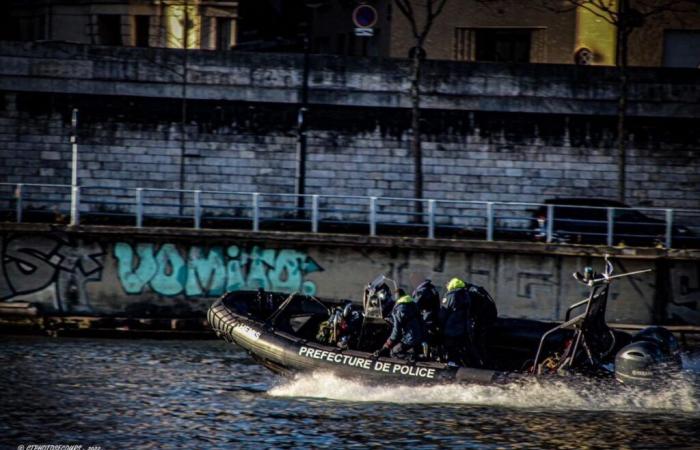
[{"xmin": 353, "ymin": 5, "xmax": 378, "ymax": 28}]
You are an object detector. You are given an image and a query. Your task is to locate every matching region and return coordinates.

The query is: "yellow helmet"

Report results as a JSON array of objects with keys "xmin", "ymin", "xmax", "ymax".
[{"xmin": 446, "ymin": 278, "xmax": 466, "ymax": 292}]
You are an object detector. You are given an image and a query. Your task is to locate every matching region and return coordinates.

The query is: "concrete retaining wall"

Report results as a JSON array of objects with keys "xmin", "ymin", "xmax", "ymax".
[{"xmin": 1, "ymin": 224, "xmax": 698, "ymax": 325}]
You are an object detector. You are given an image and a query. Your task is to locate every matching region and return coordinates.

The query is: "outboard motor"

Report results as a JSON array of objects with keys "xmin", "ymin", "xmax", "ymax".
[
  {"xmin": 614, "ymin": 326, "xmax": 682, "ymax": 384},
  {"xmin": 633, "ymin": 326, "xmax": 681, "ymax": 361},
  {"xmin": 615, "ymin": 341, "xmax": 666, "ymax": 383}
]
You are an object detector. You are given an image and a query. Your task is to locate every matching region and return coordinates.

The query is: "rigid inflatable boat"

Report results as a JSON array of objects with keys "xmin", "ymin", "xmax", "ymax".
[{"xmin": 208, "ymin": 257, "xmax": 681, "ymax": 385}]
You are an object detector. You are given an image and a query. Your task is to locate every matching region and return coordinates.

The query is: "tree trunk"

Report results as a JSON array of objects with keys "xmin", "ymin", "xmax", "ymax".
[
  {"xmin": 410, "ymin": 43, "xmax": 423, "ymax": 220},
  {"xmin": 179, "ymin": 0, "xmax": 189, "ymax": 216},
  {"xmin": 616, "ymin": 3, "xmax": 629, "ymax": 203}
]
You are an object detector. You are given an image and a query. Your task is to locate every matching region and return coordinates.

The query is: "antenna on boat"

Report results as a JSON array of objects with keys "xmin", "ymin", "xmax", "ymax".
[{"xmin": 573, "ymin": 254, "xmax": 652, "ymax": 287}]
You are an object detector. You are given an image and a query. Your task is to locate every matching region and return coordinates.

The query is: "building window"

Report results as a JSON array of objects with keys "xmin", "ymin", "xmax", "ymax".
[
  {"xmin": 336, "ymin": 33, "xmax": 346, "ymax": 55},
  {"xmin": 475, "ymin": 29, "xmax": 532, "ymax": 63},
  {"xmin": 98, "ymin": 15, "xmax": 122, "ymax": 46},
  {"xmin": 455, "ymin": 28, "xmax": 542, "ymax": 63},
  {"xmin": 663, "ymin": 30, "xmax": 700, "ymax": 68},
  {"xmin": 16, "ymin": 15, "xmax": 46, "ymax": 41},
  {"xmin": 216, "ymin": 17, "xmax": 232, "ymax": 50},
  {"xmin": 134, "ymin": 15, "xmax": 150, "ymax": 47}
]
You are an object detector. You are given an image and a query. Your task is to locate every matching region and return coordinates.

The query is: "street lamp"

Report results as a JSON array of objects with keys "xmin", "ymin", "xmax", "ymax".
[{"xmin": 295, "ymin": 0, "xmax": 327, "ymax": 218}]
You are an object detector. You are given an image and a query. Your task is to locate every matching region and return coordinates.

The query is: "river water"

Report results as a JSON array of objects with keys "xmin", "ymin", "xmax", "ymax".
[{"xmin": 1, "ymin": 335, "xmax": 699, "ymax": 449}]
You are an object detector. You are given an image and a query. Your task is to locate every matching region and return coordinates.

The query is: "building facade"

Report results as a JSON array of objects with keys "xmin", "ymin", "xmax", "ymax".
[
  {"xmin": 312, "ymin": 0, "xmax": 700, "ymax": 67},
  {"xmin": 1, "ymin": 0, "xmax": 238, "ymax": 50}
]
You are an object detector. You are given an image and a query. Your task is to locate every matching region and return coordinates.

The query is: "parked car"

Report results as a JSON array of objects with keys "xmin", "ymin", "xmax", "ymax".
[{"xmin": 530, "ymin": 198, "xmax": 696, "ymax": 247}]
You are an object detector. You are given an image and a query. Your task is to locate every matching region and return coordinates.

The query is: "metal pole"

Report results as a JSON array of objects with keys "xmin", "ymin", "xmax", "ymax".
[
  {"xmin": 194, "ymin": 189, "xmax": 201, "ymax": 229},
  {"xmin": 486, "ymin": 202, "xmax": 494, "ymax": 241},
  {"xmin": 607, "ymin": 207, "xmax": 614, "ymax": 247},
  {"xmin": 71, "ymin": 186, "xmax": 80, "ymax": 225},
  {"xmin": 15, "ymin": 183, "xmax": 23, "ymax": 223},
  {"xmin": 311, "ymin": 194, "xmax": 319, "ymax": 233},
  {"xmin": 547, "ymin": 205, "xmax": 554, "ymax": 242},
  {"xmin": 252, "ymin": 192, "xmax": 260, "ymax": 232},
  {"xmin": 294, "ymin": 26, "xmax": 311, "ymax": 218},
  {"xmin": 428, "ymin": 199, "xmax": 435, "ymax": 239},
  {"xmin": 69, "ymin": 108, "xmax": 79, "ymax": 226},
  {"xmin": 136, "ymin": 188, "xmax": 143, "ymax": 228},
  {"xmin": 665, "ymin": 209, "xmax": 673, "ymax": 248},
  {"xmin": 369, "ymin": 196, "xmax": 377, "ymax": 236},
  {"xmin": 546, "ymin": 204, "xmax": 554, "ymax": 243}
]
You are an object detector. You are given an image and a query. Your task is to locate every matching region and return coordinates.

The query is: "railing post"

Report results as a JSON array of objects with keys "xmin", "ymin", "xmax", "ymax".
[
  {"xmin": 546, "ymin": 204, "xmax": 554, "ymax": 243},
  {"xmin": 135, "ymin": 188, "xmax": 143, "ymax": 228},
  {"xmin": 69, "ymin": 186, "xmax": 80, "ymax": 226},
  {"xmin": 665, "ymin": 209, "xmax": 673, "ymax": 249},
  {"xmin": 607, "ymin": 207, "xmax": 614, "ymax": 247},
  {"xmin": 369, "ymin": 196, "xmax": 377, "ymax": 237},
  {"xmin": 193, "ymin": 190, "xmax": 201, "ymax": 229},
  {"xmin": 428, "ymin": 199, "xmax": 435, "ymax": 239},
  {"xmin": 69, "ymin": 108, "xmax": 80, "ymax": 227},
  {"xmin": 15, "ymin": 183, "xmax": 23, "ymax": 223},
  {"xmin": 486, "ymin": 202, "xmax": 494, "ymax": 241},
  {"xmin": 311, "ymin": 194, "xmax": 319, "ymax": 233},
  {"xmin": 252, "ymin": 192, "xmax": 260, "ymax": 232}
]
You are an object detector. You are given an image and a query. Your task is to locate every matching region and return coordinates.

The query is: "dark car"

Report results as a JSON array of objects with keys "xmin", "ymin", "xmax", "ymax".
[{"xmin": 530, "ymin": 198, "xmax": 696, "ymax": 247}]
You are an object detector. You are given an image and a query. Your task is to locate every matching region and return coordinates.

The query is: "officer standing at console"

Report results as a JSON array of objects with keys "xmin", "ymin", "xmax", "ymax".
[{"xmin": 439, "ymin": 278, "xmax": 480, "ymax": 366}]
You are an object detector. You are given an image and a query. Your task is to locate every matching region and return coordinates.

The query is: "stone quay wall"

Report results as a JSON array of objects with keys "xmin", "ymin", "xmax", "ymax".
[
  {"xmin": 1, "ymin": 224, "xmax": 699, "ymax": 326},
  {"xmin": 0, "ymin": 41, "xmax": 699, "ymax": 225}
]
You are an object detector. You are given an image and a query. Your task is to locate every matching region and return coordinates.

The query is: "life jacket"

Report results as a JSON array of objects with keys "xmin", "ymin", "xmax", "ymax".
[
  {"xmin": 466, "ymin": 283, "xmax": 497, "ymax": 326},
  {"xmin": 389, "ymin": 295, "xmax": 424, "ymax": 347}
]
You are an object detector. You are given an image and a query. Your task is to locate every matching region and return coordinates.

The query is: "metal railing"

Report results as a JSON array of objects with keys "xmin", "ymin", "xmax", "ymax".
[{"xmin": 1, "ymin": 182, "xmax": 698, "ymax": 249}]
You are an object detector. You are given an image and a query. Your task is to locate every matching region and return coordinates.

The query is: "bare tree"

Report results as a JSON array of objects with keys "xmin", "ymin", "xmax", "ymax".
[
  {"xmin": 393, "ymin": 0, "xmax": 449, "ymax": 218},
  {"xmin": 541, "ymin": 0, "xmax": 700, "ymax": 202}
]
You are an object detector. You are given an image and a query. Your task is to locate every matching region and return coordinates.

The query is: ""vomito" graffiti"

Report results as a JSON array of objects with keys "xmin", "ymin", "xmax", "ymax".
[{"xmin": 114, "ymin": 242, "xmax": 323, "ymax": 297}]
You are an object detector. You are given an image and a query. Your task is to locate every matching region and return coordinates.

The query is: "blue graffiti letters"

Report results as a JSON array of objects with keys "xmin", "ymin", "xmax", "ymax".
[
  {"xmin": 186, "ymin": 246, "xmax": 225, "ymax": 296},
  {"xmin": 115, "ymin": 243, "xmax": 157, "ymax": 294},
  {"xmin": 114, "ymin": 242, "xmax": 323, "ymax": 297}
]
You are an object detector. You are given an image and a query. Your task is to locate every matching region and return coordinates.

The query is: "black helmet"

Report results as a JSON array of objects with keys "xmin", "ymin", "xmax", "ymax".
[{"xmin": 633, "ymin": 326, "xmax": 680, "ymax": 356}]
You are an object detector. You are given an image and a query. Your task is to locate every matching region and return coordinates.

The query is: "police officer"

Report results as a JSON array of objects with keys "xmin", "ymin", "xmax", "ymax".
[
  {"xmin": 374, "ymin": 288, "xmax": 424, "ymax": 360},
  {"xmin": 439, "ymin": 278, "xmax": 478, "ymax": 366},
  {"xmin": 413, "ymin": 279, "xmax": 440, "ymax": 356}
]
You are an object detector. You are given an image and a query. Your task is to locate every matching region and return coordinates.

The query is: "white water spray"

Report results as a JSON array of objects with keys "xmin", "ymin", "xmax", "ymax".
[{"xmin": 269, "ymin": 368, "xmax": 700, "ymax": 414}]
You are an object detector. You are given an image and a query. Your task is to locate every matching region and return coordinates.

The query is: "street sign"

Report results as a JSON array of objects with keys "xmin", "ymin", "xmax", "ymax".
[
  {"xmin": 352, "ymin": 4, "xmax": 378, "ymax": 28},
  {"xmin": 354, "ymin": 27, "xmax": 374, "ymax": 37}
]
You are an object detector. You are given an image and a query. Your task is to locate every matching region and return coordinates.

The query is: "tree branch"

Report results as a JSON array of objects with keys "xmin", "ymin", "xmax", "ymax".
[{"xmin": 394, "ymin": 0, "xmax": 421, "ymax": 39}]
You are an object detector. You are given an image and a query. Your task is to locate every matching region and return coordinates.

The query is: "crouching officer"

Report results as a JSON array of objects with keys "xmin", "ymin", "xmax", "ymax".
[
  {"xmin": 373, "ymin": 289, "xmax": 424, "ymax": 361},
  {"xmin": 413, "ymin": 279, "xmax": 440, "ymax": 357}
]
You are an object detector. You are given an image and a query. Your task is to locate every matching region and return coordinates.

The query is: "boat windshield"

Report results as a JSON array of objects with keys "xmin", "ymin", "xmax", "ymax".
[{"xmin": 369, "ymin": 274, "xmax": 386, "ymax": 290}]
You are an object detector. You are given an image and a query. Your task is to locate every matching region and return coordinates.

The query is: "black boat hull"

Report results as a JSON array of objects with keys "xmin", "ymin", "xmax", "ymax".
[{"xmin": 208, "ymin": 297, "xmax": 508, "ymax": 385}]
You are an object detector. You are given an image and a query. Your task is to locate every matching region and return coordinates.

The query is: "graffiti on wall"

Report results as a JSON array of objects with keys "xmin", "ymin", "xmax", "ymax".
[
  {"xmin": 114, "ymin": 242, "xmax": 323, "ymax": 297},
  {"xmin": 0, "ymin": 235, "xmax": 105, "ymax": 313},
  {"xmin": 667, "ymin": 264, "xmax": 700, "ymax": 324}
]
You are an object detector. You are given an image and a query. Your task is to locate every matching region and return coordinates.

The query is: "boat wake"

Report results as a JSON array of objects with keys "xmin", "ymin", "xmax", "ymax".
[{"xmin": 269, "ymin": 354, "xmax": 700, "ymax": 414}]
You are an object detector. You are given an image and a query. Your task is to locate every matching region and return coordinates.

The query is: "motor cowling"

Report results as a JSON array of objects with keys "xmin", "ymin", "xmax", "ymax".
[
  {"xmin": 632, "ymin": 326, "xmax": 680, "ymax": 358},
  {"xmin": 614, "ymin": 326, "xmax": 682, "ymax": 384}
]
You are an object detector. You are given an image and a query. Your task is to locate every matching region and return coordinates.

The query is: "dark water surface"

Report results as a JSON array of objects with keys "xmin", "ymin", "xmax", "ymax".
[{"xmin": 1, "ymin": 336, "xmax": 699, "ymax": 449}]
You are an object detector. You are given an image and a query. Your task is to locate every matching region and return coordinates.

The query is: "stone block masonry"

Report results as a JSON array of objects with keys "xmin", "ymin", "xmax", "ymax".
[
  {"xmin": 1, "ymin": 92, "xmax": 699, "ymax": 224},
  {"xmin": 0, "ymin": 42, "xmax": 699, "ymax": 224}
]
